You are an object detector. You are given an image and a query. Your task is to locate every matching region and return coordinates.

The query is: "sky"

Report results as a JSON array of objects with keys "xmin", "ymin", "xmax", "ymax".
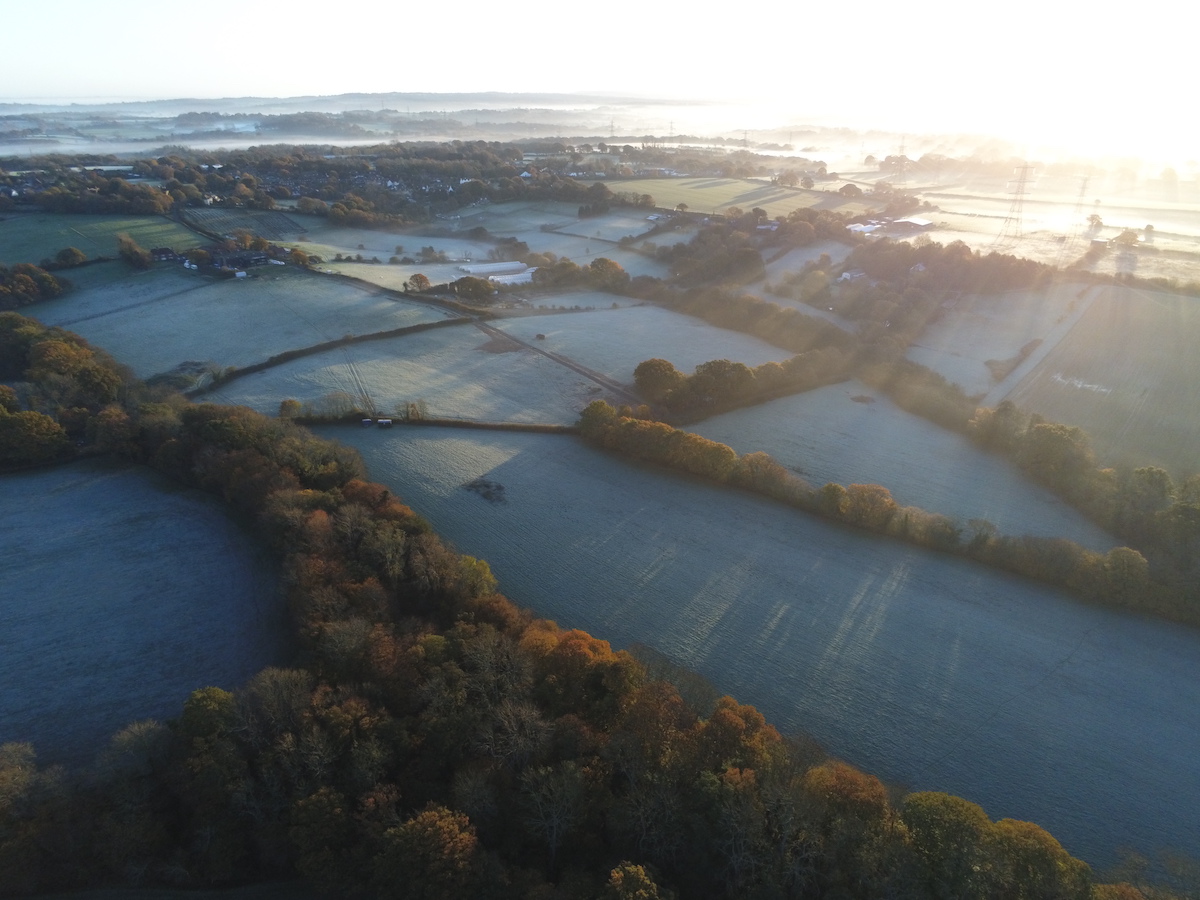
[{"xmin": 3, "ymin": 0, "xmax": 1195, "ymax": 164}]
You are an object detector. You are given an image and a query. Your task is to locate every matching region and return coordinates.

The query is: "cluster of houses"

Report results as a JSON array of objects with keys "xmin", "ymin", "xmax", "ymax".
[
  {"xmin": 147, "ymin": 244, "xmax": 287, "ymax": 276},
  {"xmin": 846, "ymin": 216, "xmax": 934, "ymax": 236}
]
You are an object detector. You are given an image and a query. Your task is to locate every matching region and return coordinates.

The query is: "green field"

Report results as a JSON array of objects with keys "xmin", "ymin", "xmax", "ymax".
[
  {"xmin": 590, "ymin": 177, "xmax": 875, "ymax": 219},
  {"xmin": 0, "ymin": 212, "xmax": 203, "ymax": 265},
  {"xmin": 1007, "ymin": 285, "xmax": 1200, "ymax": 476}
]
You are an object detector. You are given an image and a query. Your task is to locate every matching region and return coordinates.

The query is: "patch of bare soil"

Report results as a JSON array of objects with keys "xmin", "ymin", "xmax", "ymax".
[
  {"xmin": 985, "ymin": 339, "xmax": 1042, "ymax": 381},
  {"xmin": 477, "ymin": 334, "xmax": 524, "ymax": 353},
  {"xmin": 463, "ymin": 477, "xmax": 507, "ymax": 503}
]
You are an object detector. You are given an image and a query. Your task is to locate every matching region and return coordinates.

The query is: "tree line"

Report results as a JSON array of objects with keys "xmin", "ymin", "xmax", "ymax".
[
  {"xmin": 0, "ymin": 312, "xmax": 130, "ymax": 468},
  {"xmin": 969, "ymin": 401, "xmax": 1200, "ymax": 593},
  {"xmin": 0, "ymin": 311, "xmax": 1170, "ymax": 899},
  {"xmin": 577, "ymin": 400, "xmax": 1183, "ymax": 623},
  {"xmin": 0, "ymin": 263, "xmax": 68, "ymax": 311}
]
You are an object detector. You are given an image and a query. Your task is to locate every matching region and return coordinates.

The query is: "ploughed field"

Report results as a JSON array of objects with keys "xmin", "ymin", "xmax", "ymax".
[
  {"xmin": 323, "ymin": 425, "xmax": 1200, "ymax": 868},
  {"xmin": 0, "ymin": 461, "xmax": 281, "ymax": 766}
]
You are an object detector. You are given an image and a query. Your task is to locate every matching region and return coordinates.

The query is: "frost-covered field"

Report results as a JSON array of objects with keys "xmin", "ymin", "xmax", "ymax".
[
  {"xmin": 757, "ymin": 293, "xmax": 855, "ymax": 330},
  {"xmin": 493, "ymin": 305, "xmax": 791, "ymax": 382},
  {"xmin": 691, "ymin": 381, "xmax": 1116, "ymax": 549},
  {"xmin": 324, "ymin": 260, "xmax": 468, "ymax": 290},
  {"xmin": 907, "ymin": 283, "xmax": 1090, "ymax": 396},
  {"xmin": 322, "ymin": 425, "xmax": 1200, "ymax": 867},
  {"xmin": 450, "ymin": 200, "xmax": 581, "ymax": 234},
  {"xmin": 592, "ymin": 177, "xmax": 871, "ymax": 219},
  {"xmin": 762, "ymin": 240, "xmax": 851, "ymax": 281},
  {"xmin": 31, "ymin": 267, "xmax": 208, "ymax": 329},
  {"xmin": 0, "ymin": 461, "xmax": 280, "ymax": 766},
  {"xmin": 208, "ymin": 324, "xmax": 617, "ymax": 423},
  {"xmin": 495, "ymin": 229, "xmax": 671, "ymax": 280},
  {"xmin": 518, "ymin": 289, "xmax": 635, "ymax": 310},
  {"xmin": 1007, "ymin": 285, "xmax": 1200, "ymax": 475},
  {"xmin": 287, "ymin": 219, "xmax": 492, "ymax": 263},
  {"xmin": 554, "ymin": 209, "xmax": 661, "ymax": 243},
  {"xmin": 45, "ymin": 269, "xmax": 448, "ymax": 377}
]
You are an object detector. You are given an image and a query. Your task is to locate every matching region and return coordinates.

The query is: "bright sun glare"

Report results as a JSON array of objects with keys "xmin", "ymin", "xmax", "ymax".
[{"xmin": 2, "ymin": 0, "xmax": 1193, "ymax": 167}]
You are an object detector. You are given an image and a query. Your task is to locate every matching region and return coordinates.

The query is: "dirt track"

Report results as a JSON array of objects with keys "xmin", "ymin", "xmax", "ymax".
[{"xmin": 473, "ymin": 322, "xmax": 642, "ymax": 407}]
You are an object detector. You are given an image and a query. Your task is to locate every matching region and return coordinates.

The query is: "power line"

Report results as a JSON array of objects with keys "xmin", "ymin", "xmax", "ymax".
[{"xmin": 991, "ymin": 162, "xmax": 1035, "ymax": 252}]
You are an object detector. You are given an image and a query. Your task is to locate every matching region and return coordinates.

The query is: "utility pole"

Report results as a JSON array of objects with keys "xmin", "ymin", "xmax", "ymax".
[{"xmin": 991, "ymin": 162, "xmax": 1035, "ymax": 251}]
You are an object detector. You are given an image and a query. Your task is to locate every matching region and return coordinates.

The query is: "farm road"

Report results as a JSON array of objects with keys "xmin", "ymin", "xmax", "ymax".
[
  {"xmin": 473, "ymin": 322, "xmax": 641, "ymax": 406},
  {"xmin": 982, "ymin": 285, "xmax": 1101, "ymax": 406}
]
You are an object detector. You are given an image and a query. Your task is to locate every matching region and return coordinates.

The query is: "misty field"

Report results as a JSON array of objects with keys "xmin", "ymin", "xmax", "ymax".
[
  {"xmin": 593, "ymin": 177, "xmax": 872, "ymax": 219},
  {"xmin": 691, "ymin": 380, "xmax": 1116, "ymax": 549},
  {"xmin": 38, "ymin": 267, "xmax": 449, "ymax": 377},
  {"xmin": 207, "ymin": 323, "xmax": 619, "ymax": 423},
  {"xmin": 492, "ymin": 305, "xmax": 791, "ymax": 383},
  {"xmin": 324, "ymin": 425, "xmax": 1200, "ymax": 866},
  {"xmin": 1006, "ymin": 284, "xmax": 1200, "ymax": 476},
  {"xmin": 0, "ymin": 461, "xmax": 281, "ymax": 766},
  {"xmin": 907, "ymin": 282, "xmax": 1092, "ymax": 397},
  {"xmin": 763, "ymin": 240, "xmax": 851, "ymax": 280},
  {"xmin": 0, "ymin": 212, "xmax": 203, "ymax": 265}
]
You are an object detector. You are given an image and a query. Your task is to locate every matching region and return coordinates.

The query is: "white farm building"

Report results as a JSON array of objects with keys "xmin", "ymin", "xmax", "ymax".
[{"xmin": 458, "ymin": 261, "xmax": 529, "ymax": 277}]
